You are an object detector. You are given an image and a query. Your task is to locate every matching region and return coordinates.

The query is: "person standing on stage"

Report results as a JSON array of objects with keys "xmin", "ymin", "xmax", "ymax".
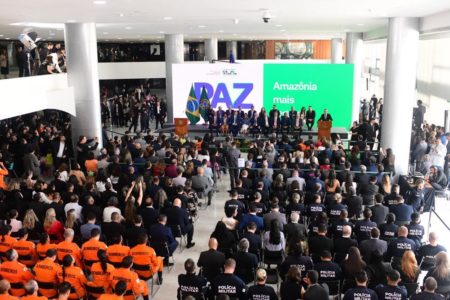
[
  {"xmin": 318, "ymin": 108, "xmax": 333, "ymax": 123},
  {"xmin": 306, "ymin": 106, "xmax": 316, "ymax": 130}
]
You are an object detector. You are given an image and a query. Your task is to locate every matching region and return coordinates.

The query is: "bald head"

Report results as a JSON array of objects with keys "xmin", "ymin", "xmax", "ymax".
[
  {"xmin": 173, "ymin": 198, "xmax": 182, "ymax": 207},
  {"xmin": 0, "ymin": 280, "xmax": 10, "ymax": 294},
  {"xmin": 429, "ymin": 232, "xmax": 438, "ymax": 245},
  {"xmin": 342, "ymin": 225, "xmax": 352, "ymax": 237},
  {"xmin": 398, "ymin": 226, "xmax": 408, "ymax": 237},
  {"xmin": 209, "ymin": 238, "xmax": 218, "ymax": 250},
  {"xmin": 197, "ymin": 167, "xmax": 204, "ymax": 176}
]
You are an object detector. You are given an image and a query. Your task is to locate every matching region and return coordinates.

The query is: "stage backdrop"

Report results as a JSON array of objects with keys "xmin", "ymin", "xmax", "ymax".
[{"xmin": 172, "ymin": 62, "xmax": 354, "ymax": 128}]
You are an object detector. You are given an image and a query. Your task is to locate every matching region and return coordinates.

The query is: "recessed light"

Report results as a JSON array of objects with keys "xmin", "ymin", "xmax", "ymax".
[
  {"xmin": 5, "ymin": 38, "xmax": 10, "ymax": 40},
  {"xmin": 125, "ymin": 26, "xmax": 132, "ymax": 30},
  {"xmin": 159, "ymin": 31, "xmax": 165, "ymax": 34},
  {"xmin": 0, "ymin": 35, "xmax": 4, "ymax": 37},
  {"xmin": 280, "ymin": 29, "xmax": 286, "ymax": 32},
  {"xmin": 67, "ymin": 20, "xmax": 76, "ymax": 23},
  {"xmin": 198, "ymin": 25, "xmax": 206, "ymax": 28},
  {"xmin": 357, "ymin": 23, "xmax": 364, "ymax": 26},
  {"xmin": 218, "ymin": 30, "xmax": 224, "ymax": 33},
  {"xmin": 275, "ymin": 24, "xmax": 283, "ymax": 27},
  {"xmin": 93, "ymin": 0, "xmax": 107, "ymax": 4},
  {"xmin": 119, "ymin": 13, "xmax": 124, "ymax": 17},
  {"xmin": 163, "ymin": 16, "xmax": 172, "ymax": 21}
]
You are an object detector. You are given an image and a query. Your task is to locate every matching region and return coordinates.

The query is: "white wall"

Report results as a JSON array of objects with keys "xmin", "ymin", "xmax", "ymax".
[
  {"xmin": 362, "ymin": 37, "xmax": 450, "ymax": 126},
  {"xmin": 0, "ymin": 74, "xmax": 75, "ymax": 120},
  {"xmin": 98, "ymin": 62, "xmax": 166, "ymax": 80}
]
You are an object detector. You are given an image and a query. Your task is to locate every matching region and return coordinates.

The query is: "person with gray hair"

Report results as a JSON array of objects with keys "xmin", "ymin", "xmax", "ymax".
[
  {"xmin": 411, "ymin": 277, "xmax": 442, "ymax": 300},
  {"xmin": 233, "ymin": 238, "xmax": 258, "ymax": 284},
  {"xmin": 24, "ymin": 280, "xmax": 39, "ymax": 297},
  {"xmin": 284, "ymin": 211, "xmax": 307, "ymax": 244}
]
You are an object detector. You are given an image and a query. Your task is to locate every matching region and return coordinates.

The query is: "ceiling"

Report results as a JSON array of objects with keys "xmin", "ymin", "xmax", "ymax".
[{"xmin": 0, "ymin": 0, "xmax": 450, "ymax": 42}]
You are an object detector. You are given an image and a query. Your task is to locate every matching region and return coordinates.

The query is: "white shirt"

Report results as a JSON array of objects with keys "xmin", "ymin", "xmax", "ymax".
[
  {"xmin": 64, "ymin": 202, "xmax": 83, "ymax": 222},
  {"xmin": 57, "ymin": 142, "xmax": 65, "ymax": 158},
  {"xmin": 430, "ymin": 143, "xmax": 446, "ymax": 168},
  {"xmin": 103, "ymin": 206, "xmax": 122, "ymax": 222}
]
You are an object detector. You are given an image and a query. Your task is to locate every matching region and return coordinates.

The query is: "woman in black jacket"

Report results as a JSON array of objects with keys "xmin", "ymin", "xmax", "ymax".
[{"xmin": 210, "ymin": 221, "xmax": 236, "ymax": 258}]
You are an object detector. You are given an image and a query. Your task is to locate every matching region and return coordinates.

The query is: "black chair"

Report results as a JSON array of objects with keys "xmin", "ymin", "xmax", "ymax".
[
  {"xmin": 263, "ymin": 249, "xmax": 284, "ymax": 267},
  {"xmin": 169, "ymin": 224, "xmax": 187, "ymax": 252},
  {"xmin": 324, "ymin": 280, "xmax": 341, "ymax": 300},
  {"xmin": 419, "ymin": 256, "xmax": 436, "ymax": 271},
  {"xmin": 265, "ymin": 268, "xmax": 280, "ymax": 294}
]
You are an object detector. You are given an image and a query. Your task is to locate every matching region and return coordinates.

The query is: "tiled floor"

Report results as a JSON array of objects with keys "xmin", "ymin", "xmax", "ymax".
[{"xmin": 153, "ymin": 173, "xmax": 232, "ymax": 299}]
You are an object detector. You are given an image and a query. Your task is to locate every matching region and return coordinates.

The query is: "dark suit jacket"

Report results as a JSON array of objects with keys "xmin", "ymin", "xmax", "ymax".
[
  {"xmin": 197, "ymin": 249, "xmax": 226, "ymax": 282},
  {"xmin": 355, "ymin": 173, "xmax": 370, "ymax": 185},
  {"xmin": 138, "ymin": 206, "xmax": 159, "ymax": 230},
  {"xmin": 165, "ymin": 206, "xmax": 191, "ymax": 234},
  {"xmin": 305, "ymin": 110, "xmax": 316, "ymax": 122},
  {"xmin": 370, "ymin": 204, "xmax": 389, "ymax": 225},
  {"xmin": 233, "ymin": 251, "xmax": 258, "ymax": 283},
  {"xmin": 149, "ymin": 222, "xmax": 176, "ymax": 255},
  {"xmin": 359, "ymin": 238, "xmax": 388, "ymax": 263},
  {"xmin": 318, "ymin": 113, "xmax": 333, "ymax": 122}
]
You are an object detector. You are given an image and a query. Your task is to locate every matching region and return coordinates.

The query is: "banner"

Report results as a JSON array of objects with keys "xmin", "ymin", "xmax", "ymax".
[{"xmin": 172, "ymin": 62, "xmax": 354, "ymax": 128}]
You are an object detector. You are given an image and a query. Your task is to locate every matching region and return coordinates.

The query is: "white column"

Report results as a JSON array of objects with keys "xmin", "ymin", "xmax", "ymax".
[
  {"xmin": 331, "ymin": 38, "xmax": 343, "ymax": 63},
  {"xmin": 6, "ymin": 42, "xmax": 14, "ymax": 67},
  {"xmin": 226, "ymin": 41, "xmax": 238, "ymax": 60},
  {"xmin": 165, "ymin": 34, "xmax": 184, "ymax": 123},
  {"xmin": 205, "ymin": 38, "xmax": 218, "ymax": 61},
  {"xmin": 64, "ymin": 23, "xmax": 103, "ymax": 150},
  {"xmin": 345, "ymin": 32, "xmax": 364, "ymax": 123},
  {"xmin": 381, "ymin": 17, "xmax": 419, "ymax": 176}
]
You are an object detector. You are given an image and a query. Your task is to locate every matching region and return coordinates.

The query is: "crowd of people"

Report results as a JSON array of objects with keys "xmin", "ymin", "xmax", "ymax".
[
  {"xmin": 97, "ymin": 44, "xmax": 164, "ymax": 63},
  {"xmin": 0, "ymin": 90, "xmax": 449, "ymax": 300}
]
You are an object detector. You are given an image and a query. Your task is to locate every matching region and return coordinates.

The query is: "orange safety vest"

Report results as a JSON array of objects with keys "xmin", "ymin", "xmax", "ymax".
[
  {"xmin": 0, "ymin": 260, "xmax": 33, "ymax": 296},
  {"xmin": 0, "ymin": 235, "xmax": 16, "ymax": 260},
  {"xmin": 36, "ymin": 242, "xmax": 57, "ymax": 260},
  {"xmin": 0, "ymin": 294, "xmax": 18, "ymax": 300},
  {"xmin": 111, "ymin": 267, "xmax": 148, "ymax": 300},
  {"xmin": 56, "ymin": 241, "xmax": 82, "ymax": 267},
  {"xmin": 81, "ymin": 238, "xmax": 107, "ymax": 268},
  {"xmin": 97, "ymin": 294, "xmax": 124, "ymax": 300},
  {"xmin": 89, "ymin": 262, "xmax": 115, "ymax": 295},
  {"xmin": 130, "ymin": 244, "xmax": 163, "ymax": 279},
  {"xmin": 21, "ymin": 295, "xmax": 47, "ymax": 300},
  {"xmin": 106, "ymin": 244, "xmax": 130, "ymax": 268},
  {"xmin": 57, "ymin": 266, "xmax": 87, "ymax": 299},
  {"xmin": 13, "ymin": 239, "xmax": 37, "ymax": 267},
  {"xmin": 33, "ymin": 258, "xmax": 62, "ymax": 298}
]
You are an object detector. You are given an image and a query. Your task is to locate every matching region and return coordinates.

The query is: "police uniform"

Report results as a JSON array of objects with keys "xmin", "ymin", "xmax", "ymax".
[
  {"xmin": 327, "ymin": 203, "xmax": 348, "ymax": 222},
  {"xmin": 411, "ymin": 291, "xmax": 445, "ymax": 300},
  {"xmin": 331, "ymin": 219, "xmax": 354, "ymax": 238},
  {"xmin": 247, "ymin": 284, "xmax": 277, "ymax": 300},
  {"xmin": 407, "ymin": 187, "xmax": 424, "ymax": 212},
  {"xmin": 279, "ymin": 254, "xmax": 313, "ymax": 279},
  {"xmin": 418, "ymin": 244, "xmax": 447, "ymax": 262},
  {"xmin": 343, "ymin": 286, "xmax": 378, "ymax": 300},
  {"xmin": 211, "ymin": 273, "xmax": 247, "ymax": 300},
  {"xmin": 406, "ymin": 222, "xmax": 425, "ymax": 248},
  {"xmin": 355, "ymin": 219, "xmax": 378, "ymax": 241},
  {"xmin": 314, "ymin": 261, "xmax": 343, "ymax": 283},
  {"xmin": 224, "ymin": 199, "xmax": 246, "ymax": 217},
  {"xmin": 387, "ymin": 237, "xmax": 417, "ymax": 258},
  {"xmin": 306, "ymin": 203, "xmax": 326, "ymax": 218},
  {"xmin": 375, "ymin": 284, "xmax": 407, "ymax": 300},
  {"xmin": 379, "ymin": 223, "xmax": 399, "ymax": 242},
  {"xmin": 177, "ymin": 273, "xmax": 208, "ymax": 299}
]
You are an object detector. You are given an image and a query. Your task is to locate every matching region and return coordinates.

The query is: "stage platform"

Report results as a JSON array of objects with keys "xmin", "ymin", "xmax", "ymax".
[{"xmin": 155, "ymin": 123, "xmax": 351, "ymax": 140}]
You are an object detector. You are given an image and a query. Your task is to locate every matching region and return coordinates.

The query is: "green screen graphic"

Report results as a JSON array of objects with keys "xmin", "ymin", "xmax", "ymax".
[{"xmin": 263, "ymin": 64, "xmax": 354, "ymax": 129}]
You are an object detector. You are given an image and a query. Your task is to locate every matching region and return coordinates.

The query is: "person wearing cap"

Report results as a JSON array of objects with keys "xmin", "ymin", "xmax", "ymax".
[
  {"xmin": 211, "ymin": 258, "xmax": 247, "ymax": 300},
  {"xmin": 374, "ymin": 270, "xmax": 407, "ymax": 300},
  {"xmin": 313, "ymin": 250, "xmax": 343, "ymax": 284},
  {"xmin": 343, "ymin": 271, "xmax": 378, "ymax": 300},
  {"xmin": 177, "ymin": 258, "xmax": 208, "ymax": 300},
  {"xmin": 303, "ymin": 270, "xmax": 329, "ymax": 300},
  {"xmin": 247, "ymin": 268, "xmax": 277, "ymax": 299},
  {"xmin": 411, "ymin": 277, "xmax": 445, "ymax": 300}
]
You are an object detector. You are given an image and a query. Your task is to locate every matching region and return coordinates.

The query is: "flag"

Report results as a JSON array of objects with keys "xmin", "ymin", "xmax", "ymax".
[
  {"xmin": 199, "ymin": 86, "xmax": 210, "ymax": 122},
  {"xmin": 185, "ymin": 85, "xmax": 200, "ymax": 125}
]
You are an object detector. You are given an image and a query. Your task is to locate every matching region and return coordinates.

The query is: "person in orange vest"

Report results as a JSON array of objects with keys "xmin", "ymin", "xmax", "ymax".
[
  {"xmin": 57, "ymin": 254, "xmax": 88, "ymax": 300},
  {"xmin": 33, "ymin": 248, "xmax": 62, "ymax": 298},
  {"xmin": 0, "ymin": 225, "xmax": 16, "ymax": 261},
  {"xmin": 106, "ymin": 234, "xmax": 130, "ymax": 268},
  {"xmin": 88, "ymin": 249, "xmax": 115, "ymax": 297},
  {"xmin": 0, "ymin": 162, "xmax": 9, "ymax": 191},
  {"xmin": 130, "ymin": 232, "xmax": 163, "ymax": 283},
  {"xmin": 36, "ymin": 233, "xmax": 57, "ymax": 260},
  {"xmin": 81, "ymin": 228, "xmax": 107, "ymax": 271},
  {"xmin": 20, "ymin": 280, "xmax": 47, "ymax": 300},
  {"xmin": 56, "ymin": 228, "xmax": 82, "ymax": 267},
  {"xmin": 0, "ymin": 249, "xmax": 33, "ymax": 297},
  {"xmin": 97, "ymin": 280, "xmax": 127, "ymax": 300},
  {"xmin": 0, "ymin": 280, "xmax": 18, "ymax": 300},
  {"xmin": 13, "ymin": 229, "xmax": 37, "ymax": 267},
  {"xmin": 111, "ymin": 256, "xmax": 149, "ymax": 300},
  {"xmin": 55, "ymin": 282, "xmax": 71, "ymax": 300}
]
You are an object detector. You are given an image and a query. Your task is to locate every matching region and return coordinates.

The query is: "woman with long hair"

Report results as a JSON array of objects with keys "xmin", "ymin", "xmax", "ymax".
[
  {"xmin": 382, "ymin": 148, "xmax": 396, "ymax": 174},
  {"xmin": 399, "ymin": 250, "xmax": 420, "ymax": 283},
  {"xmin": 44, "ymin": 208, "xmax": 64, "ymax": 243},
  {"xmin": 65, "ymin": 209, "xmax": 81, "ymax": 243},
  {"xmin": 36, "ymin": 233, "xmax": 56, "ymax": 260},
  {"xmin": 280, "ymin": 266, "xmax": 302, "ymax": 300},
  {"xmin": 154, "ymin": 188, "xmax": 168, "ymax": 210},
  {"xmin": 342, "ymin": 246, "xmax": 366, "ymax": 290},
  {"xmin": 221, "ymin": 207, "xmax": 238, "ymax": 230},
  {"xmin": 210, "ymin": 221, "xmax": 236, "ymax": 257},
  {"xmin": 124, "ymin": 181, "xmax": 143, "ymax": 225},
  {"xmin": 88, "ymin": 249, "xmax": 115, "ymax": 296},
  {"xmin": 263, "ymin": 219, "xmax": 286, "ymax": 252},
  {"xmin": 341, "ymin": 172, "xmax": 357, "ymax": 196},
  {"xmin": 425, "ymin": 252, "xmax": 450, "ymax": 293},
  {"xmin": 325, "ymin": 171, "xmax": 340, "ymax": 194},
  {"xmin": 379, "ymin": 173, "xmax": 392, "ymax": 196},
  {"xmin": 22, "ymin": 209, "xmax": 43, "ymax": 241},
  {"xmin": 57, "ymin": 254, "xmax": 88, "ymax": 299}
]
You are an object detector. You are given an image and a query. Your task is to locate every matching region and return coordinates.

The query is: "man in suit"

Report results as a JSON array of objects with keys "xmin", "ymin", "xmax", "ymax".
[
  {"xmin": 209, "ymin": 110, "xmax": 222, "ymax": 136},
  {"xmin": 51, "ymin": 134, "xmax": 70, "ymax": 168},
  {"xmin": 355, "ymin": 165, "xmax": 370, "ymax": 185},
  {"xmin": 138, "ymin": 196, "xmax": 159, "ymax": 231},
  {"xmin": 154, "ymin": 98, "xmax": 167, "ymax": 129},
  {"xmin": 228, "ymin": 110, "xmax": 242, "ymax": 137},
  {"xmin": 359, "ymin": 228, "xmax": 388, "ymax": 263},
  {"xmin": 269, "ymin": 105, "xmax": 280, "ymax": 120},
  {"xmin": 280, "ymin": 112, "xmax": 291, "ymax": 134},
  {"xmin": 263, "ymin": 203, "xmax": 287, "ymax": 231},
  {"xmin": 166, "ymin": 198, "xmax": 195, "ymax": 248},
  {"xmin": 149, "ymin": 214, "xmax": 178, "ymax": 260},
  {"xmin": 227, "ymin": 142, "xmax": 241, "ymax": 189},
  {"xmin": 269, "ymin": 110, "xmax": 281, "ymax": 135},
  {"xmin": 233, "ymin": 239, "xmax": 258, "ymax": 284},
  {"xmin": 358, "ymin": 176, "xmax": 379, "ymax": 207},
  {"xmin": 370, "ymin": 194, "xmax": 389, "ymax": 225},
  {"xmin": 305, "ymin": 106, "xmax": 316, "ymax": 130},
  {"xmin": 333, "ymin": 225, "xmax": 358, "ymax": 264},
  {"xmin": 191, "ymin": 167, "xmax": 214, "ymax": 206},
  {"xmin": 389, "ymin": 196, "xmax": 414, "ymax": 225},
  {"xmin": 308, "ymin": 224, "xmax": 334, "ymax": 263},
  {"xmin": 197, "ymin": 238, "xmax": 226, "ymax": 282},
  {"xmin": 318, "ymin": 108, "xmax": 333, "ymax": 122}
]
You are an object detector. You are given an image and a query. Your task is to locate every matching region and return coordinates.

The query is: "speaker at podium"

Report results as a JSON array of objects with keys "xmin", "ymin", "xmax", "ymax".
[{"xmin": 318, "ymin": 121, "xmax": 332, "ymax": 140}]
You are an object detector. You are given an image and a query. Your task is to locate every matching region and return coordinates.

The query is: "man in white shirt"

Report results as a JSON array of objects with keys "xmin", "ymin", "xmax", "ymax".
[
  {"xmin": 286, "ymin": 169, "xmax": 306, "ymax": 191},
  {"xmin": 430, "ymin": 138, "xmax": 446, "ymax": 168},
  {"xmin": 64, "ymin": 194, "xmax": 83, "ymax": 222}
]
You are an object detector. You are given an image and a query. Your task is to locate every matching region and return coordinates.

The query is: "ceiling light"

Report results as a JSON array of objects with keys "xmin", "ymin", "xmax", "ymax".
[
  {"xmin": 163, "ymin": 16, "xmax": 172, "ymax": 21},
  {"xmin": 0, "ymin": 35, "xmax": 3, "ymax": 37},
  {"xmin": 67, "ymin": 20, "xmax": 76, "ymax": 23},
  {"xmin": 119, "ymin": 13, "xmax": 124, "ymax": 17},
  {"xmin": 280, "ymin": 29, "xmax": 286, "ymax": 32},
  {"xmin": 275, "ymin": 24, "xmax": 283, "ymax": 27},
  {"xmin": 357, "ymin": 23, "xmax": 364, "ymax": 26},
  {"xmin": 159, "ymin": 31, "xmax": 165, "ymax": 34},
  {"xmin": 93, "ymin": 0, "xmax": 107, "ymax": 4},
  {"xmin": 218, "ymin": 30, "xmax": 224, "ymax": 33},
  {"xmin": 198, "ymin": 25, "xmax": 206, "ymax": 28},
  {"xmin": 5, "ymin": 38, "xmax": 10, "ymax": 40},
  {"xmin": 125, "ymin": 26, "xmax": 132, "ymax": 30}
]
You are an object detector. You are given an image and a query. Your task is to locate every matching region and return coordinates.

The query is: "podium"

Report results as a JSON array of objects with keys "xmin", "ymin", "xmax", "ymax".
[
  {"xmin": 174, "ymin": 118, "xmax": 188, "ymax": 137},
  {"xmin": 318, "ymin": 121, "xmax": 332, "ymax": 140}
]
